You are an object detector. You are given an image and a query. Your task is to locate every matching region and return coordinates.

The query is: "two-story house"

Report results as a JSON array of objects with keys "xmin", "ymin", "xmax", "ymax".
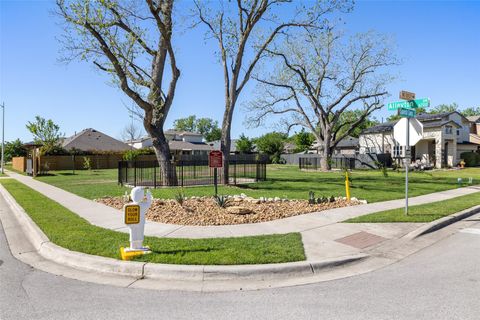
[
  {"xmin": 127, "ymin": 130, "xmax": 212, "ymax": 157},
  {"xmin": 358, "ymin": 111, "xmax": 479, "ymax": 168}
]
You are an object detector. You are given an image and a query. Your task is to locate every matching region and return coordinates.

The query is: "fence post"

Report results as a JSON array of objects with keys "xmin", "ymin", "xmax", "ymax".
[
  {"xmin": 118, "ymin": 161, "xmax": 122, "ymax": 186},
  {"xmin": 134, "ymin": 161, "xmax": 137, "ymax": 187},
  {"xmin": 153, "ymin": 164, "xmax": 156, "ymax": 188},
  {"xmin": 234, "ymin": 160, "xmax": 237, "ymax": 185},
  {"xmin": 181, "ymin": 162, "xmax": 184, "ymax": 188}
]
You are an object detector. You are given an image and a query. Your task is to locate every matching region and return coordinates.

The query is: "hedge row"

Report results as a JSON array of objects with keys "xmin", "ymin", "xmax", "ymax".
[{"xmin": 460, "ymin": 152, "xmax": 480, "ymax": 167}]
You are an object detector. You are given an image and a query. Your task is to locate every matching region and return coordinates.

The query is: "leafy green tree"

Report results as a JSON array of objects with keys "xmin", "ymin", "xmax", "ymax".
[
  {"xmin": 254, "ymin": 132, "xmax": 286, "ymax": 163},
  {"xmin": 462, "ymin": 107, "xmax": 480, "ymax": 117},
  {"xmin": 26, "ymin": 116, "xmax": 64, "ymax": 154},
  {"xmin": 1, "ymin": 139, "xmax": 27, "ymax": 161},
  {"xmin": 236, "ymin": 134, "xmax": 254, "ymax": 153},
  {"xmin": 429, "ymin": 103, "xmax": 458, "ymax": 114},
  {"xmin": 196, "ymin": 118, "xmax": 221, "ymax": 142},
  {"xmin": 173, "ymin": 115, "xmax": 221, "ymax": 142},
  {"xmin": 293, "ymin": 129, "xmax": 315, "ymax": 153},
  {"xmin": 334, "ymin": 111, "xmax": 380, "ymax": 138},
  {"xmin": 173, "ymin": 116, "xmax": 196, "ymax": 132}
]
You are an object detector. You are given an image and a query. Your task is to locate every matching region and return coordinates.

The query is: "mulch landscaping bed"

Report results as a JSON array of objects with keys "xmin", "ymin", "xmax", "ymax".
[{"xmin": 96, "ymin": 196, "xmax": 364, "ymax": 226}]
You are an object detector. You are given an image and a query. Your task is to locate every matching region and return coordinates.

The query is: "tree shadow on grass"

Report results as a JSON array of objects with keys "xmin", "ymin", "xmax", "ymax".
[
  {"xmin": 404, "ymin": 213, "xmax": 443, "ymax": 220},
  {"xmin": 149, "ymin": 247, "xmax": 215, "ymax": 255}
]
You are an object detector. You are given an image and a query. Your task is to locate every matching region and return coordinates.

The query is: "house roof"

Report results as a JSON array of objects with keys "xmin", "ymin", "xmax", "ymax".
[
  {"xmin": 422, "ymin": 120, "xmax": 462, "ymax": 129},
  {"xmin": 169, "ymin": 140, "xmax": 213, "ymax": 151},
  {"xmin": 336, "ymin": 136, "xmax": 359, "ymax": 148},
  {"xmin": 165, "ymin": 130, "xmax": 203, "ymax": 137},
  {"xmin": 361, "ymin": 114, "xmax": 463, "ymax": 135},
  {"xmin": 415, "ymin": 112, "xmax": 453, "ymax": 121},
  {"xmin": 362, "ymin": 122, "xmax": 396, "ymax": 134},
  {"xmin": 62, "ymin": 128, "xmax": 131, "ymax": 152},
  {"xmin": 311, "ymin": 136, "xmax": 359, "ymax": 149},
  {"xmin": 467, "ymin": 115, "xmax": 480, "ymax": 123},
  {"xmin": 469, "ymin": 133, "xmax": 480, "ymax": 145}
]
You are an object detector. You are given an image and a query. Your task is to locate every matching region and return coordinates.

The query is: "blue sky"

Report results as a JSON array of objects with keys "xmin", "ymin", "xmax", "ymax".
[{"xmin": 1, "ymin": 0, "xmax": 479, "ymax": 143}]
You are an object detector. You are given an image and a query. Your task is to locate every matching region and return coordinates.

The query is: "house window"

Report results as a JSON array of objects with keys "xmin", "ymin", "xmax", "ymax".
[
  {"xmin": 457, "ymin": 129, "xmax": 460, "ymax": 136},
  {"xmin": 393, "ymin": 145, "xmax": 403, "ymax": 157},
  {"xmin": 445, "ymin": 126, "xmax": 453, "ymax": 134}
]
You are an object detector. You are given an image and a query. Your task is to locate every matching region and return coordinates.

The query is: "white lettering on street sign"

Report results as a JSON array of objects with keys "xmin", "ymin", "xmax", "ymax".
[{"xmin": 387, "ymin": 98, "xmax": 430, "ymax": 111}]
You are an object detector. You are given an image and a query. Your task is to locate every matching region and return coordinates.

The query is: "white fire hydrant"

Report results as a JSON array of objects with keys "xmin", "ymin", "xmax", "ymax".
[{"xmin": 121, "ymin": 187, "xmax": 152, "ymax": 259}]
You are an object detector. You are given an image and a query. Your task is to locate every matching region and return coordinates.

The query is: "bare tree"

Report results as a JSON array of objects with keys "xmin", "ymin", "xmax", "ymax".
[
  {"xmin": 248, "ymin": 29, "xmax": 399, "ymax": 170},
  {"xmin": 121, "ymin": 122, "xmax": 144, "ymax": 142},
  {"xmin": 56, "ymin": 0, "xmax": 179, "ymax": 184},
  {"xmin": 193, "ymin": 0, "xmax": 348, "ymax": 183}
]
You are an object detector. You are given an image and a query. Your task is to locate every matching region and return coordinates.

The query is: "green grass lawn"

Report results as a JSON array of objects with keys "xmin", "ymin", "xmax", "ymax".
[
  {"xmin": 345, "ymin": 191, "xmax": 480, "ymax": 223},
  {"xmin": 1, "ymin": 179, "xmax": 305, "ymax": 265},
  {"xmin": 35, "ymin": 165, "xmax": 480, "ymax": 203}
]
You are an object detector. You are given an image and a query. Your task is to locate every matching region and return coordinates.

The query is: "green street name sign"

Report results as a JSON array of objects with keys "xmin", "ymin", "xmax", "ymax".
[
  {"xmin": 387, "ymin": 98, "xmax": 430, "ymax": 111},
  {"xmin": 399, "ymin": 108, "xmax": 416, "ymax": 118}
]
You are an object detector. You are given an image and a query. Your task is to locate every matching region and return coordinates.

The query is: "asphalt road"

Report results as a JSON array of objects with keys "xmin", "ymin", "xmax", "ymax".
[{"xmin": 1, "ymin": 218, "xmax": 480, "ymax": 320}]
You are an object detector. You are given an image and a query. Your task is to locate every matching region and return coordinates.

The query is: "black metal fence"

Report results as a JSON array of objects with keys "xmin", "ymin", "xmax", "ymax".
[
  {"xmin": 299, "ymin": 157, "xmax": 355, "ymax": 170},
  {"xmin": 118, "ymin": 155, "xmax": 267, "ymax": 187}
]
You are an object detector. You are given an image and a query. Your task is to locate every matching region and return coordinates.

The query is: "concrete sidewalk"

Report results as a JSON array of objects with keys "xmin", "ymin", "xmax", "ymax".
[{"xmin": 4, "ymin": 170, "xmax": 480, "ymax": 261}]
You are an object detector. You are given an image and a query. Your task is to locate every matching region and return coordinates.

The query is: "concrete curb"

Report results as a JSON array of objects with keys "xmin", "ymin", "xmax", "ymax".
[
  {"xmin": 0, "ymin": 184, "xmax": 367, "ymax": 282},
  {"xmin": 403, "ymin": 205, "xmax": 480, "ymax": 240}
]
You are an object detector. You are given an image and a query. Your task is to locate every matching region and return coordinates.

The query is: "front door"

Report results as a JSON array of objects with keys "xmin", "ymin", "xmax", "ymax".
[{"xmin": 410, "ymin": 145, "xmax": 416, "ymax": 162}]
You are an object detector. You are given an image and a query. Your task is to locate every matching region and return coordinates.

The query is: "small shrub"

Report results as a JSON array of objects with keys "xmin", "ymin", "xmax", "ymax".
[
  {"xmin": 83, "ymin": 157, "xmax": 92, "ymax": 170},
  {"xmin": 123, "ymin": 150, "xmax": 139, "ymax": 161},
  {"xmin": 175, "ymin": 190, "xmax": 186, "ymax": 206},
  {"xmin": 381, "ymin": 165, "xmax": 388, "ymax": 177},
  {"xmin": 329, "ymin": 195, "xmax": 335, "ymax": 203},
  {"xmin": 123, "ymin": 148, "xmax": 154, "ymax": 161},
  {"xmin": 308, "ymin": 191, "xmax": 315, "ymax": 204},
  {"xmin": 317, "ymin": 196, "xmax": 328, "ymax": 204},
  {"xmin": 214, "ymin": 195, "xmax": 231, "ymax": 208}
]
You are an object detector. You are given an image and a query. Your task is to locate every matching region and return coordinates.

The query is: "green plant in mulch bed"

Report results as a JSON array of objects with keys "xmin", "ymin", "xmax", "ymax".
[{"xmin": 214, "ymin": 195, "xmax": 231, "ymax": 208}]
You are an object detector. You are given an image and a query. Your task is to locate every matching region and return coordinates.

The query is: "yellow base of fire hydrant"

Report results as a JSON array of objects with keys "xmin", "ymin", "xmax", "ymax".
[{"xmin": 120, "ymin": 246, "xmax": 151, "ymax": 261}]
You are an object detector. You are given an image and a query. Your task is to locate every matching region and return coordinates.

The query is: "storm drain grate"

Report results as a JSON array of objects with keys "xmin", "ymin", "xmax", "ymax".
[{"xmin": 335, "ymin": 231, "xmax": 386, "ymax": 249}]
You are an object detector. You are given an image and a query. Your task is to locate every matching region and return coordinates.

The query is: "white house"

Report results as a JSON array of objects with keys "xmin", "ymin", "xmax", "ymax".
[
  {"xmin": 126, "ymin": 130, "xmax": 212, "ymax": 157},
  {"xmin": 359, "ymin": 111, "xmax": 480, "ymax": 168}
]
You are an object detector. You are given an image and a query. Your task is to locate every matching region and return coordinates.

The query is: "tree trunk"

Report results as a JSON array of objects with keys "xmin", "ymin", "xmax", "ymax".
[
  {"xmin": 221, "ymin": 100, "xmax": 235, "ymax": 184},
  {"xmin": 320, "ymin": 132, "xmax": 332, "ymax": 171},
  {"xmin": 144, "ymin": 123, "xmax": 177, "ymax": 186}
]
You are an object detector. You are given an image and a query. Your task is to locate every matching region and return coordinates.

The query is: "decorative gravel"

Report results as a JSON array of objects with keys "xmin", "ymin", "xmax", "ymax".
[{"xmin": 96, "ymin": 196, "xmax": 364, "ymax": 226}]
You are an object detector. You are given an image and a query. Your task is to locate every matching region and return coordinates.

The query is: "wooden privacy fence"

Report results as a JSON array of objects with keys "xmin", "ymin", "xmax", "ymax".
[
  {"xmin": 36, "ymin": 154, "xmax": 157, "ymax": 171},
  {"xmin": 12, "ymin": 157, "xmax": 27, "ymax": 172}
]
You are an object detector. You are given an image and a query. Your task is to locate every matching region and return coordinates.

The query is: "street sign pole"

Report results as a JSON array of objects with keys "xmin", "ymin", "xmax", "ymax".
[
  {"xmin": 209, "ymin": 150, "xmax": 223, "ymax": 197},
  {"xmin": 214, "ymin": 167, "xmax": 218, "ymax": 196},
  {"xmin": 405, "ymin": 118, "xmax": 409, "ymax": 215},
  {"xmin": 391, "ymin": 91, "xmax": 427, "ymax": 216}
]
